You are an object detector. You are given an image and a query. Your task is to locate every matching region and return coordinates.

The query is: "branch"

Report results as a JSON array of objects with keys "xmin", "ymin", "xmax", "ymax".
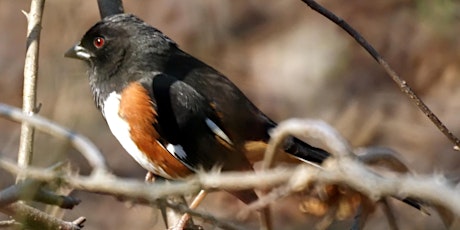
[
  {"xmin": 1, "ymin": 113, "xmax": 456, "ymax": 228},
  {"xmin": 0, "ymin": 103, "xmax": 108, "ymax": 173},
  {"xmin": 230, "ymin": 119, "xmax": 460, "ymax": 226},
  {"xmin": 0, "ymin": 162, "xmax": 80, "ymax": 209},
  {"xmin": 97, "ymin": 0, "xmax": 124, "ymax": 19},
  {"xmin": 1, "ymin": 112, "xmax": 460, "ymax": 219},
  {"xmin": 300, "ymin": 0, "xmax": 460, "ymax": 150},
  {"xmin": 0, "ymin": 178, "xmax": 80, "ymax": 209},
  {"xmin": 262, "ymin": 119, "xmax": 352, "ymax": 170},
  {"xmin": 0, "ymin": 159, "xmax": 200, "ymax": 203},
  {"xmin": 0, "ymin": 202, "xmax": 85, "ymax": 230},
  {"xmin": 17, "ymin": 0, "xmax": 46, "ymax": 182},
  {"xmin": 0, "ymin": 159, "xmax": 244, "ymax": 229}
]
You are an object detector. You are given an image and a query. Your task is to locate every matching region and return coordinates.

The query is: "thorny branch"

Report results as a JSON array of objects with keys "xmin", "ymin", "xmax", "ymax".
[{"xmin": 1, "ymin": 113, "xmax": 459, "ymax": 228}]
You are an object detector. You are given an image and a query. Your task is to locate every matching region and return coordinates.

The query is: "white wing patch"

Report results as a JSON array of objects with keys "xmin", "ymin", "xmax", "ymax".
[
  {"xmin": 205, "ymin": 118, "xmax": 233, "ymax": 145},
  {"xmin": 103, "ymin": 92, "xmax": 171, "ymax": 177},
  {"xmin": 166, "ymin": 144, "xmax": 187, "ymax": 160}
]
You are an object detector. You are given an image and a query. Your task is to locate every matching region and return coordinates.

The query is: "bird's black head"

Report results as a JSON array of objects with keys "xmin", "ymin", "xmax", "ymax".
[
  {"xmin": 65, "ymin": 14, "xmax": 178, "ymax": 109},
  {"xmin": 65, "ymin": 13, "xmax": 176, "ymax": 81}
]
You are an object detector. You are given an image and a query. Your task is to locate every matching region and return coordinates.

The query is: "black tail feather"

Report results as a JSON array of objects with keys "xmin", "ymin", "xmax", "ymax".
[
  {"xmin": 400, "ymin": 197, "xmax": 430, "ymax": 215},
  {"xmin": 283, "ymin": 136, "xmax": 331, "ymax": 164}
]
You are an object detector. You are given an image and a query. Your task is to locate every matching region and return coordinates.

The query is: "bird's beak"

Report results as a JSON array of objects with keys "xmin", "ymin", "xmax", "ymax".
[{"xmin": 65, "ymin": 44, "xmax": 92, "ymax": 61}]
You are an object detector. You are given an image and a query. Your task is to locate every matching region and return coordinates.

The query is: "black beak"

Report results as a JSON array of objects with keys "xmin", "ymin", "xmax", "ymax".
[{"xmin": 65, "ymin": 44, "xmax": 92, "ymax": 61}]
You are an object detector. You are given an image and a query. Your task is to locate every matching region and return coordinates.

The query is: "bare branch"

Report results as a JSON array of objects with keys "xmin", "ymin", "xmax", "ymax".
[
  {"xmin": 0, "ymin": 178, "xmax": 79, "ymax": 209},
  {"xmin": 2, "ymin": 146, "xmax": 460, "ymax": 218},
  {"xmin": 300, "ymin": 0, "xmax": 460, "ymax": 150},
  {"xmin": 0, "ymin": 159, "xmax": 200, "ymax": 202},
  {"xmin": 97, "ymin": 0, "xmax": 124, "ymax": 19},
  {"xmin": 0, "ymin": 202, "xmax": 84, "ymax": 230},
  {"xmin": 17, "ymin": 0, "xmax": 46, "ymax": 182},
  {"xmin": 2, "ymin": 115, "xmax": 457, "ymax": 228},
  {"xmin": 0, "ymin": 103, "xmax": 108, "ymax": 173},
  {"xmin": 0, "ymin": 162, "xmax": 80, "ymax": 209}
]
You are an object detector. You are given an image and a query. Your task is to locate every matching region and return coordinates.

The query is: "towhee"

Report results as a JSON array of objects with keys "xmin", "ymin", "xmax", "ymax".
[
  {"xmin": 64, "ymin": 14, "xmax": 423, "ymax": 212},
  {"xmin": 65, "ymin": 13, "xmax": 330, "ymax": 204}
]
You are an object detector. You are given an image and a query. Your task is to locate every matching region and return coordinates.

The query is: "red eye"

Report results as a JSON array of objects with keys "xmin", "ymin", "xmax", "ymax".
[{"xmin": 93, "ymin": 37, "xmax": 105, "ymax": 48}]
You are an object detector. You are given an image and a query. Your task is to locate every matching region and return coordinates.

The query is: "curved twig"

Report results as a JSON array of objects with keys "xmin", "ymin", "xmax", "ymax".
[
  {"xmin": 262, "ymin": 119, "xmax": 353, "ymax": 170},
  {"xmin": 356, "ymin": 147, "xmax": 410, "ymax": 173},
  {"xmin": 300, "ymin": 0, "xmax": 460, "ymax": 150},
  {"xmin": 0, "ymin": 103, "xmax": 108, "ymax": 173}
]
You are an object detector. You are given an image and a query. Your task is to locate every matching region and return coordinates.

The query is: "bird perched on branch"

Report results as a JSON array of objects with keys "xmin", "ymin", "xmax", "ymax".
[
  {"xmin": 65, "ymin": 13, "xmax": 330, "ymax": 205},
  {"xmin": 65, "ymin": 14, "xmax": 428, "ymax": 227}
]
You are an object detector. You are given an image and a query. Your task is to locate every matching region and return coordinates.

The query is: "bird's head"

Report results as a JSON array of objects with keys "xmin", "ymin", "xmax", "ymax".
[{"xmin": 65, "ymin": 13, "xmax": 175, "ymax": 79}]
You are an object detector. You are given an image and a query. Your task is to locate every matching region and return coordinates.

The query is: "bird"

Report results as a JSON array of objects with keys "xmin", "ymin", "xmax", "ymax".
[
  {"xmin": 65, "ymin": 13, "xmax": 424, "ymax": 215},
  {"xmin": 65, "ymin": 13, "xmax": 330, "ymax": 205}
]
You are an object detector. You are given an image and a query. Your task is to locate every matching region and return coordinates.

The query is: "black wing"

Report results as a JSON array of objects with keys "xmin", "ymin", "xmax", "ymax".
[
  {"xmin": 164, "ymin": 49, "xmax": 330, "ymax": 164},
  {"xmin": 149, "ymin": 73, "xmax": 253, "ymax": 173}
]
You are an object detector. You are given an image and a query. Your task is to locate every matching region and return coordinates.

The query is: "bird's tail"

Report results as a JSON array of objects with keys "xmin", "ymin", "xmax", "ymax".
[{"xmin": 283, "ymin": 136, "xmax": 331, "ymax": 165}]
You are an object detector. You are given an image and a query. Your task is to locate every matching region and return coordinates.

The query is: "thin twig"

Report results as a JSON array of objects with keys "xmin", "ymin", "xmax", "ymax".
[
  {"xmin": 300, "ymin": 0, "xmax": 460, "ymax": 150},
  {"xmin": 0, "ymin": 103, "xmax": 108, "ymax": 173},
  {"xmin": 164, "ymin": 200, "xmax": 245, "ymax": 230},
  {"xmin": 17, "ymin": 0, "xmax": 46, "ymax": 182}
]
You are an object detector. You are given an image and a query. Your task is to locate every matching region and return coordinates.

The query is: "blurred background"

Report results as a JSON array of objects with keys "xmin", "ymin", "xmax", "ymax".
[{"xmin": 1, "ymin": 0, "xmax": 460, "ymax": 229}]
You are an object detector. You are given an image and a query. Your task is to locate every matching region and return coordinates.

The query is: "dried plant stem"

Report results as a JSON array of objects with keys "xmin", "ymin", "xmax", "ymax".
[{"xmin": 17, "ymin": 0, "xmax": 46, "ymax": 182}]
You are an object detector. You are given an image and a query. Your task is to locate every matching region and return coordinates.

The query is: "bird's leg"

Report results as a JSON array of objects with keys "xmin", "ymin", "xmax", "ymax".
[
  {"xmin": 170, "ymin": 189, "xmax": 208, "ymax": 230},
  {"xmin": 146, "ymin": 172, "xmax": 202, "ymax": 229},
  {"xmin": 145, "ymin": 171, "xmax": 155, "ymax": 182},
  {"xmin": 145, "ymin": 171, "xmax": 171, "ymax": 228}
]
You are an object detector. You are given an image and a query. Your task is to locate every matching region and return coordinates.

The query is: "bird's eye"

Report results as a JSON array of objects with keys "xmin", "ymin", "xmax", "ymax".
[{"xmin": 93, "ymin": 37, "xmax": 105, "ymax": 48}]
